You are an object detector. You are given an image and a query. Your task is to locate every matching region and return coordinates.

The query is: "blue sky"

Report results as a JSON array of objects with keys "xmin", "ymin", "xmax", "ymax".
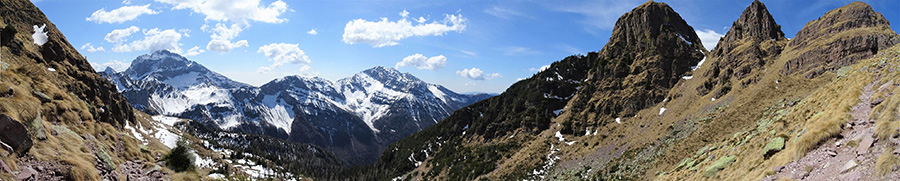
[{"xmin": 31, "ymin": 0, "xmax": 900, "ymax": 93}]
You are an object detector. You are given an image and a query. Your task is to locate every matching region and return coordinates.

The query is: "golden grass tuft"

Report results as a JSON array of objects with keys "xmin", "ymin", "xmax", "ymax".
[{"xmin": 876, "ymin": 147, "xmax": 899, "ymax": 176}]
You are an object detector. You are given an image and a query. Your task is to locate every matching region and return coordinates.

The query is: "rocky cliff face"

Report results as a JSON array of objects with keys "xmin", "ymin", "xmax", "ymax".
[
  {"xmin": 568, "ymin": 0, "xmax": 705, "ymax": 125},
  {"xmin": 696, "ymin": 0, "xmax": 787, "ymax": 98},
  {"xmin": 0, "ymin": 0, "xmax": 134, "ymax": 127},
  {"xmin": 781, "ymin": 1, "xmax": 900, "ymax": 78}
]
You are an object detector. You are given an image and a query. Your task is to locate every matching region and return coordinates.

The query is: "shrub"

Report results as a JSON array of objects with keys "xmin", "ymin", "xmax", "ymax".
[{"xmin": 164, "ymin": 139, "xmax": 196, "ymax": 172}]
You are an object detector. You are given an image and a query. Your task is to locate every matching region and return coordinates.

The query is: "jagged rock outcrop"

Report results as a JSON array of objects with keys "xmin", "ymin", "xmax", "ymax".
[
  {"xmin": 697, "ymin": 0, "xmax": 786, "ymax": 97},
  {"xmin": 0, "ymin": 114, "xmax": 31, "ymax": 155},
  {"xmin": 0, "ymin": 0, "xmax": 134, "ymax": 126},
  {"xmin": 570, "ymin": 0, "xmax": 706, "ymax": 120},
  {"xmin": 781, "ymin": 1, "xmax": 900, "ymax": 78}
]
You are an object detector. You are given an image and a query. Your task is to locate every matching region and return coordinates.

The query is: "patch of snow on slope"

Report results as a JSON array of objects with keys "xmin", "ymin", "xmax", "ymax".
[
  {"xmin": 339, "ymin": 73, "xmax": 412, "ymax": 132},
  {"xmin": 691, "ymin": 57, "xmax": 706, "ymax": 70},
  {"xmin": 259, "ymin": 94, "xmax": 295, "ymax": 133},
  {"xmin": 659, "ymin": 107, "xmax": 667, "ymax": 115},
  {"xmin": 555, "ymin": 131, "xmax": 565, "ymax": 142},
  {"xmin": 162, "ymin": 72, "xmax": 201, "ymax": 89},
  {"xmin": 427, "ymin": 85, "xmax": 448, "ymax": 104},
  {"xmin": 124, "ymin": 121, "xmax": 145, "ymax": 143},
  {"xmin": 682, "ymin": 75, "xmax": 693, "ymax": 80},
  {"xmin": 152, "ymin": 115, "xmax": 181, "ymax": 126}
]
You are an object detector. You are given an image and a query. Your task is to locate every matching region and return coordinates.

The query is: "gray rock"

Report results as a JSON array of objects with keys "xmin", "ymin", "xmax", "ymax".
[
  {"xmin": 31, "ymin": 91, "xmax": 51, "ymax": 102},
  {"xmin": 16, "ymin": 167, "xmax": 36, "ymax": 180},
  {"xmin": 841, "ymin": 160, "xmax": 858, "ymax": 174},
  {"xmin": 857, "ymin": 135, "xmax": 874, "ymax": 155}
]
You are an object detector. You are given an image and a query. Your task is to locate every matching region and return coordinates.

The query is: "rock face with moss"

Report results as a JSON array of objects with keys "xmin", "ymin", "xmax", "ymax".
[
  {"xmin": 696, "ymin": 0, "xmax": 787, "ymax": 97},
  {"xmin": 781, "ymin": 1, "xmax": 900, "ymax": 78}
]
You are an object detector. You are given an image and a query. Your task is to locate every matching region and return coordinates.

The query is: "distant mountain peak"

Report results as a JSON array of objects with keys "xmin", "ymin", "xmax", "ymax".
[{"xmin": 730, "ymin": 0, "xmax": 784, "ymax": 42}]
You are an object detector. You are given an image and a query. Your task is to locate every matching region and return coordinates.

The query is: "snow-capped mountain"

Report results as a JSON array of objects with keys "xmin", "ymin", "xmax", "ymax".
[{"xmin": 101, "ymin": 50, "xmax": 492, "ymax": 164}]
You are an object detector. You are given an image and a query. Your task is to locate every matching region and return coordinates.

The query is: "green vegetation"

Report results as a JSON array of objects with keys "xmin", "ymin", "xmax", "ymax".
[
  {"xmin": 703, "ymin": 156, "xmax": 736, "ymax": 177},
  {"xmin": 164, "ymin": 139, "xmax": 196, "ymax": 172}
]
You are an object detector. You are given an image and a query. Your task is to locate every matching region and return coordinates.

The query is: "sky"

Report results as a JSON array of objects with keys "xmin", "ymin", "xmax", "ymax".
[{"xmin": 30, "ymin": 0, "xmax": 900, "ymax": 94}]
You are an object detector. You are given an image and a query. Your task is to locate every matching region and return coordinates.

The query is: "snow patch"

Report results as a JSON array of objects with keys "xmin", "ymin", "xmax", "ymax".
[
  {"xmin": 691, "ymin": 57, "xmax": 706, "ymax": 70},
  {"xmin": 659, "ymin": 107, "xmax": 667, "ymax": 115},
  {"xmin": 682, "ymin": 75, "xmax": 692, "ymax": 80},
  {"xmin": 32, "ymin": 24, "xmax": 48, "ymax": 46},
  {"xmin": 615, "ymin": 117, "xmax": 621, "ymax": 124},
  {"xmin": 555, "ymin": 131, "xmax": 565, "ymax": 142}
]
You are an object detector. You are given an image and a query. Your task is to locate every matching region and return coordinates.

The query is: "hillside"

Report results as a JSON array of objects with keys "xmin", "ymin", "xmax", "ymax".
[{"xmin": 363, "ymin": 0, "xmax": 900, "ymax": 180}]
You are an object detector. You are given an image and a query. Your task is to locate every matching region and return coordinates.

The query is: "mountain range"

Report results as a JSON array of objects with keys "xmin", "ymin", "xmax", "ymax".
[{"xmin": 99, "ymin": 50, "xmax": 492, "ymax": 164}]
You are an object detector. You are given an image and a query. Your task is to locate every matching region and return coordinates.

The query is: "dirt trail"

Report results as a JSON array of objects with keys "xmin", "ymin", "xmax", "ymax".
[{"xmin": 765, "ymin": 79, "xmax": 886, "ymax": 180}]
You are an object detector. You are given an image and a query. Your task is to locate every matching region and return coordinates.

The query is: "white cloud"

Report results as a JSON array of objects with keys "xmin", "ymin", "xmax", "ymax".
[
  {"xmin": 342, "ymin": 11, "xmax": 467, "ymax": 47},
  {"xmin": 416, "ymin": 17, "xmax": 427, "ymax": 23},
  {"xmin": 306, "ymin": 29, "xmax": 317, "ymax": 35},
  {"xmin": 203, "ymin": 23, "xmax": 249, "ymax": 52},
  {"xmin": 459, "ymin": 50, "xmax": 477, "ymax": 57},
  {"xmin": 91, "ymin": 59, "xmax": 130, "ymax": 72},
  {"xmin": 155, "ymin": 0, "xmax": 290, "ymax": 53},
  {"xmin": 32, "ymin": 24, "xmax": 48, "ymax": 46},
  {"xmin": 86, "ymin": 4, "xmax": 159, "ymax": 24},
  {"xmin": 80, "ymin": 43, "xmax": 105, "ymax": 52},
  {"xmin": 530, "ymin": 65, "xmax": 550, "ymax": 72},
  {"xmin": 484, "ymin": 6, "xmax": 525, "ymax": 19},
  {"xmin": 178, "ymin": 29, "xmax": 191, "ymax": 37},
  {"xmin": 457, "ymin": 67, "xmax": 501, "ymax": 80},
  {"xmin": 111, "ymin": 28, "xmax": 183, "ymax": 53},
  {"xmin": 105, "ymin": 26, "xmax": 140, "ymax": 43},
  {"xmin": 122, "ymin": 0, "xmax": 131, "ymax": 4},
  {"xmin": 399, "ymin": 10, "xmax": 410, "ymax": 18},
  {"xmin": 396, "ymin": 54, "xmax": 446, "ymax": 70},
  {"xmin": 154, "ymin": 0, "xmax": 288, "ymax": 24},
  {"xmin": 257, "ymin": 43, "xmax": 310, "ymax": 73},
  {"xmin": 184, "ymin": 46, "xmax": 205, "ymax": 56},
  {"xmin": 696, "ymin": 29, "xmax": 724, "ymax": 51},
  {"xmin": 503, "ymin": 46, "xmax": 538, "ymax": 55}
]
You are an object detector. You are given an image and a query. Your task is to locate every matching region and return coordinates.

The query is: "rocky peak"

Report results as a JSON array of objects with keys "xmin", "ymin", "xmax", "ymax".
[
  {"xmin": 125, "ymin": 50, "xmax": 196, "ymax": 77},
  {"xmin": 728, "ymin": 0, "xmax": 785, "ymax": 43},
  {"xmin": 781, "ymin": 1, "xmax": 899, "ymax": 78},
  {"xmin": 573, "ymin": 0, "xmax": 705, "ymax": 118},
  {"xmin": 696, "ymin": 0, "xmax": 787, "ymax": 97}
]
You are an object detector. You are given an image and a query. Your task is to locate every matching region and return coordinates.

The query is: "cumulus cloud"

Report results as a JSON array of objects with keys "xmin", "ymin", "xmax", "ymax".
[
  {"xmin": 529, "ymin": 65, "xmax": 550, "ymax": 72},
  {"xmin": 155, "ymin": 0, "xmax": 288, "ymax": 24},
  {"xmin": 32, "ymin": 24, "xmax": 48, "ymax": 46},
  {"xmin": 86, "ymin": 4, "xmax": 159, "ymax": 24},
  {"xmin": 306, "ymin": 29, "xmax": 317, "ymax": 35},
  {"xmin": 257, "ymin": 43, "xmax": 310, "ymax": 73},
  {"xmin": 105, "ymin": 26, "xmax": 140, "ymax": 43},
  {"xmin": 155, "ymin": 0, "xmax": 289, "ymax": 53},
  {"xmin": 396, "ymin": 54, "xmax": 446, "ymax": 70},
  {"xmin": 203, "ymin": 23, "xmax": 249, "ymax": 52},
  {"xmin": 342, "ymin": 10, "xmax": 467, "ymax": 47},
  {"xmin": 111, "ymin": 28, "xmax": 183, "ymax": 53},
  {"xmin": 80, "ymin": 43, "xmax": 105, "ymax": 52},
  {"xmin": 696, "ymin": 29, "xmax": 725, "ymax": 51},
  {"xmin": 456, "ymin": 67, "xmax": 501, "ymax": 80},
  {"xmin": 91, "ymin": 60, "xmax": 131, "ymax": 72}
]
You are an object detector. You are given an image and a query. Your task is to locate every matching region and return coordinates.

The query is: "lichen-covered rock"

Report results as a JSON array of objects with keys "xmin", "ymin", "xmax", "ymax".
[
  {"xmin": 704, "ymin": 155, "xmax": 736, "ymax": 177},
  {"xmin": 763, "ymin": 137, "xmax": 785, "ymax": 158},
  {"xmin": 0, "ymin": 114, "xmax": 33, "ymax": 155},
  {"xmin": 30, "ymin": 115, "xmax": 47, "ymax": 140}
]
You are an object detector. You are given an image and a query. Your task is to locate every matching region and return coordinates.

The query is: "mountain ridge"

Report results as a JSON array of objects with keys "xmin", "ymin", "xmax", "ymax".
[{"xmin": 100, "ymin": 51, "xmax": 492, "ymax": 164}]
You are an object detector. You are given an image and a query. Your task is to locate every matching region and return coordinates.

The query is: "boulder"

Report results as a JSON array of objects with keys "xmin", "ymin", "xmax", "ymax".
[
  {"xmin": 0, "ymin": 114, "xmax": 33, "ymax": 155},
  {"xmin": 31, "ymin": 91, "xmax": 51, "ymax": 102},
  {"xmin": 841, "ymin": 160, "xmax": 858, "ymax": 173},
  {"xmin": 763, "ymin": 137, "xmax": 785, "ymax": 158},
  {"xmin": 857, "ymin": 135, "xmax": 874, "ymax": 155},
  {"xmin": 30, "ymin": 115, "xmax": 47, "ymax": 140},
  {"xmin": 704, "ymin": 156, "xmax": 736, "ymax": 177}
]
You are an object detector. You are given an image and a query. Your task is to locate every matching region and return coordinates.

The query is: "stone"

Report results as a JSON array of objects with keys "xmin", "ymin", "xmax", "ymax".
[
  {"xmin": 16, "ymin": 167, "xmax": 36, "ymax": 180},
  {"xmin": 857, "ymin": 135, "xmax": 874, "ymax": 155},
  {"xmin": 0, "ymin": 114, "xmax": 33, "ymax": 155},
  {"xmin": 825, "ymin": 149, "xmax": 838, "ymax": 157},
  {"xmin": 30, "ymin": 115, "xmax": 47, "ymax": 140},
  {"xmin": 841, "ymin": 160, "xmax": 858, "ymax": 174},
  {"xmin": 704, "ymin": 156, "xmax": 737, "ymax": 177},
  {"xmin": 764, "ymin": 137, "xmax": 785, "ymax": 158},
  {"xmin": 31, "ymin": 91, "xmax": 51, "ymax": 102}
]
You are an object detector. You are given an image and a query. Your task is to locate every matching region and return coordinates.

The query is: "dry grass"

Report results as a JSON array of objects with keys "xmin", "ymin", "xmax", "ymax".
[{"xmin": 876, "ymin": 147, "xmax": 899, "ymax": 176}]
